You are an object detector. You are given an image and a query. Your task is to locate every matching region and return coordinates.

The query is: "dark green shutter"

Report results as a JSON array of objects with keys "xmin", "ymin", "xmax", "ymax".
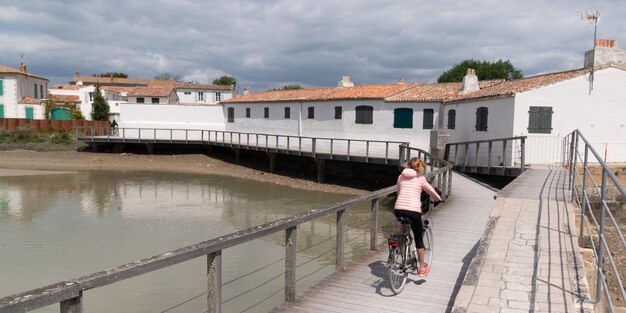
[
  {"xmin": 335, "ymin": 106, "xmax": 342, "ymax": 119},
  {"xmin": 355, "ymin": 106, "xmax": 373, "ymax": 124},
  {"xmin": 264, "ymin": 107, "xmax": 269, "ymax": 118},
  {"xmin": 0, "ymin": 104, "xmax": 4, "ymax": 118},
  {"xmin": 476, "ymin": 107, "xmax": 488, "ymax": 131},
  {"xmin": 423, "ymin": 109, "xmax": 434, "ymax": 129},
  {"xmin": 447, "ymin": 109, "xmax": 456, "ymax": 129},
  {"xmin": 528, "ymin": 106, "xmax": 553, "ymax": 133},
  {"xmin": 25, "ymin": 107, "xmax": 34, "ymax": 119},
  {"xmin": 227, "ymin": 107, "xmax": 234, "ymax": 122},
  {"xmin": 284, "ymin": 107, "xmax": 290, "ymax": 119},
  {"xmin": 394, "ymin": 108, "xmax": 413, "ymax": 128},
  {"xmin": 308, "ymin": 107, "xmax": 314, "ymax": 119},
  {"xmin": 34, "ymin": 84, "xmax": 38, "ymax": 99},
  {"xmin": 0, "ymin": 80, "xmax": 3, "ymax": 96}
]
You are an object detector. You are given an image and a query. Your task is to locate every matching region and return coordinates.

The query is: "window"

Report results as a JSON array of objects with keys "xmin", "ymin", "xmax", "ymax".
[
  {"xmin": 307, "ymin": 107, "xmax": 315, "ymax": 119},
  {"xmin": 216, "ymin": 92, "xmax": 222, "ymax": 102},
  {"xmin": 198, "ymin": 92, "xmax": 204, "ymax": 102},
  {"xmin": 335, "ymin": 106, "xmax": 342, "ymax": 119},
  {"xmin": 184, "ymin": 91, "xmax": 191, "ymax": 95},
  {"xmin": 423, "ymin": 109, "xmax": 434, "ymax": 129},
  {"xmin": 34, "ymin": 84, "xmax": 38, "ymax": 99},
  {"xmin": 355, "ymin": 106, "xmax": 373, "ymax": 124},
  {"xmin": 475, "ymin": 107, "xmax": 488, "ymax": 131},
  {"xmin": 246, "ymin": 107, "xmax": 250, "ymax": 118},
  {"xmin": 528, "ymin": 106, "xmax": 553, "ymax": 134},
  {"xmin": 89, "ymin": 92, "xmax": 94, "ymax": 102},
  {"xmin": 393, "ymin": 108, "xmax": 413, "ymax": 128},
  {"xmin": 151, "ymin": 98, "xmax": 159, "ymax": 104},
  {"xmin": 284, "ymin": 107, "xmax": 290, "ymax": 119},
  {"xmin": 40, "ymin": 85, "xmax": 44, "ymax": 99},
  {"xmin": 264, "ymin": 107, "xmax": 269, "ymax": 118},
  {"xmin": 227, "ymin": 107, "xmax": 235, "ymax": 123},
  {"xmin": 447, "ymin": 109, "xmax": 456, "ymax": 130},
  {"xmin": 0, "ymin": 79, "xmax": 3, "ymax": 95},
  {"xmin": 137, "ymin": 97, "xmax": 145, "ymax": 103}
]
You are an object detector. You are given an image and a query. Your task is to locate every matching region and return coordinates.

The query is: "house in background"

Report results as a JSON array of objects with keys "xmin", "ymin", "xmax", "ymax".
[
  {"xmin": 175, "ymin": 83, "xmax": 233, "ymax": 105},
  {"xmin": 49, "ymin": 84, "xmax": 125, "ymax": 121},
  {"xmin": 441, "ymin": 39, "xmax": 626, "ymax": 164},
  {"xmin": 0, "ymin": 63, "xmax": 48, "ymax": 119}
]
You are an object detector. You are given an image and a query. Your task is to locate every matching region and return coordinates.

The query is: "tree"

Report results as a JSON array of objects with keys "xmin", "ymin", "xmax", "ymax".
[
  {"xmin": 90, "ymin": 86, "xmax": 110, "ymax": 121},
  {"xmin": 437, "ymin": 59, "xmax": 523, "ymax": 83},
  {"xmin": 212, "ymin": 76, "xmax": 237, "ymax": 89},
  {"xmin": 154, "ymin": 72, "xmax": 182, "ymax": 82},
  {"xmin": 267, "ymin": 84, "xmax": 303, "ymax": 91},
  {"xmin": 70, "ymin": 106, "xmax": 85, "ymax": 120},
  {"xmin": 44, "ymin": 94, "xmax": 55, "ymax": 119},
  {"xmin": 93, "ymin": 72, "xmax": 128, "ymax": 78}
]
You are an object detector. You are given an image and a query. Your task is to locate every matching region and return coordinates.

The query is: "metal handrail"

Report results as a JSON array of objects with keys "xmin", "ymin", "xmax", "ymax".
[
  {"xmin": 0, "ymin": 144, "xmax": 453, "ymax": 313},
  {"xmin": 444, "ymin": 136, "xmax": 527, "ymax": 175},
  {"xmin": 564, "ymin": 129, "xmax": 626, "ymax": 312}
]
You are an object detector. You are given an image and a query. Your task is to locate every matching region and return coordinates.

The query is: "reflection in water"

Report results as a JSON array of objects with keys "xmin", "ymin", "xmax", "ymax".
[{"xmin": 0, "ymin": 171, "xmax": 395, "ymax": 313}]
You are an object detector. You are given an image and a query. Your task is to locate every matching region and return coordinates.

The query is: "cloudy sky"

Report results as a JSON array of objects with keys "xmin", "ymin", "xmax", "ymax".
[{"xmin": 1, "ymin": 0, "xmax": 624, "ymax": 92}]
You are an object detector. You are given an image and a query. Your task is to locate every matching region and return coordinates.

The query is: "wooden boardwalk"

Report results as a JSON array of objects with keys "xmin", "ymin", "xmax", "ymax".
[
  {"xmin": 274, "ymin": 167, "xmax": 590, "ymax": 313},
  {"xmin": 273, "ymin": 172, "xmax": 498, "ymax": 312}
]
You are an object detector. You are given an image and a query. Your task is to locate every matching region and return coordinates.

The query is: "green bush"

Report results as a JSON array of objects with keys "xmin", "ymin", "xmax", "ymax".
[
  {"xmin": 10, "ymin": 127, "xmax": 40, "ymax": 143},
  {"xmin": 49, "ymin": 132, "xmax": 73, "ymax": 144}
]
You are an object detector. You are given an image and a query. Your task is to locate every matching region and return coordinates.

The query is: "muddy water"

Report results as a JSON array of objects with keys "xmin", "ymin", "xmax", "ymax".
[{"xmin": 0, "ymin": 170, "xmax": 395, "ymax": 313}]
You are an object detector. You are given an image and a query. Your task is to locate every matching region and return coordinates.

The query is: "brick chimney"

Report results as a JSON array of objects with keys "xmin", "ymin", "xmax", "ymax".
[
  {"xmin": 75, "ymin": 72, "xmax": 80, "ymax": 77},
  {"xmin": 19, "ymin": 62, "xmax": 26, "ymax": 73},
  {"xmin": 460, "ymin": 69, "xmax": 479, "ymax": 94},
  {"xmin": 398, "ymin": 78, "xmax": 405, "ymax": 84},
  {"xmin": 584, "ymin": 39, "xmax": 626, "ymax": 68},
  {"xmin": 338, "ymin": 75, "xmax": 354, "ymax": 87}
]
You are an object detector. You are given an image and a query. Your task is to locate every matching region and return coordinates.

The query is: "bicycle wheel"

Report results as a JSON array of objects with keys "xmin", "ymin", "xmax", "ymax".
[
  {"xmin": 388, "ymin": 244, "xmax": 408, "ymax": 294},
  {"xmin": 421, "ymin": 226, "xmax": 434, "ymax": 269}
]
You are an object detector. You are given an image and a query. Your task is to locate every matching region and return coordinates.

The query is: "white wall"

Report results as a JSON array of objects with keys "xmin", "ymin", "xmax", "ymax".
[
  {"xmin": 0, "ymin": 74, "xmax": 47, "ymax": 119},
  {"xmin": 514, "ymin": 67, "xmax": 626, "ymax": 162},
  {"xmin": 0, "ymin": 76, "xmax": 18, "ymax": 117},
  {"xmin": 176, "ymin": 89, "xmax": 233, "ymax": 104},
  {"xmin": 120, "ymin": 104, "xmax": 225, "ymax": 130},
  {"xmin": 223, "ymin": 99, "xmax": 440, "ymax": 149}
]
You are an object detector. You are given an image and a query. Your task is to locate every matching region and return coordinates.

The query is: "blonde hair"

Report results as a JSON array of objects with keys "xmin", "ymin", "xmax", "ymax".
[{"xmin": 408, "ymin": 157, "xmax": 425, "ymax": 174}]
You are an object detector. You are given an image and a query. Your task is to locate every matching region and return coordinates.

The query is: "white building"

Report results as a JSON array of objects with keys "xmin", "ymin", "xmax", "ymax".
[
  {"xmin": 49, "ymin": 84, "xmax": 126, "ymax": 121},
  {"xmin": 0, "ymin": 63, "xmax": 48, "ymax": 119},
  {"xmin": 175, "ymin": 83, "xmax": 233, "ymax": 105}
]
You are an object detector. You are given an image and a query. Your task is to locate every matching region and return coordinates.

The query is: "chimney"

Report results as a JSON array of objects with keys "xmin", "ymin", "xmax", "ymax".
[
  {"xmin": 243, "ymin": 86, "xmax": 250, "ymax": 95},
  {"xmin": 110, "ymin": 73, "xmax": 114, "ymax": 82},
  {"xmin": 19, "ymin": 62, "xmax": 27, "ymax": 73},
  {"xmin": 75, "ymin": 72, "xmax": 80, "ymax": 77},
  {"xmin": 338, "ymin": 75, "xmax": 354, "ymax": 87},
  {"xmin": 460, "ymin": 68, "xmax": 479, "ymax": 94},
  {"xmin": 398, "ymin": 78, "xmax": 405, "ymax": 84},
  {"xmin": 585, "ymin": 39, "xmax": 626, "ymax": 68}
]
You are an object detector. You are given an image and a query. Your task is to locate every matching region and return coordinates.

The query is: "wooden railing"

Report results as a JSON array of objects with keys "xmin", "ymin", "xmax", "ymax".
[
  {"xmin": 444, "ymin": 136, "xmax": 527, "ymax": 176},
  {"xmin": 0, "ymin": 146, "xmax": 453, "ymax": 313},
  {"xmin": 74, "ymin": 126, "xmax": 409, "ymax": 164}
]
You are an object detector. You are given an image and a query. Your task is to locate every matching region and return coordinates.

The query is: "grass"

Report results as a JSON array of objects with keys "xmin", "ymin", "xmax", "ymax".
[{"xmin": 0, "ymin": 126, "xmax": 87, "ymax": 151}]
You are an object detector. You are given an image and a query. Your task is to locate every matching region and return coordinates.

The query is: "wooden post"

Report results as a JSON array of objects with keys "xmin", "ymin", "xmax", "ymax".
[
  {"xmin": 268, "ymin": 152, "xmax": 276, "ymax": 173},
  {"xmin": 370, "ymin": 199, "xmax": 379, "ymax": 250},
  {"xmin": 285, "ymin": 226, "xmax": 297, "ymax": 302},
  {"xmin": 520, "ymin": 137, "xmax": 526, "ymax": 172},
  {"xmin": 146, "ymin": 143, "xmax": 155, "ymax": 154},
  {"xmin": 60, "ymin": 292, "xmax": 82, "ymax": 313},
  {"xmin": 90, "ymin": 143, "xmax": 99, "ymax": 152},
  {"xmin": 316, "ymin": 158, "xmax": 325, "ymax": 183},
  {"xmin": 488, "ymin": 141, "xmax": 492, "ymax": 175},
  {"xmin": 207, "ymin": 251, "xmax": 222, "ymax": 313},
  {"xmin": 502, "ymin": 140, "xmax": 507, "ymax": 176},
  {"xmin": 233, "ymin": 148, "xmax": 241, "ymax": 163},
  {"xmin": 336, "ymin": 209, "xmax": 345, "ymax": 271}
]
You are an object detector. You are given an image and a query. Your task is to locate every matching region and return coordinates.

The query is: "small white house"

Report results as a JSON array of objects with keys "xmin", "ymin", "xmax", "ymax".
[
  {"xmin": 49, "ymin": 84, "xmax": 125, "ymax": 121},
  {"xmin": 0, "ymin": 63, "xmax": 48, "ymax": 119},
  {"xmin": 126, "ymin": 86, "xmax": 179, "ymax": 105},
  {"xmin": 175, "ymin": 83, "xmax": 233, "ymax": 105}
]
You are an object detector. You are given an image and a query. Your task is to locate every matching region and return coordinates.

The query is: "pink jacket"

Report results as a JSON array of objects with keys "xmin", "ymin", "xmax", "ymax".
[{"xmin": 394, "ymin": 168, "xmax": 442, "ymax": 213}]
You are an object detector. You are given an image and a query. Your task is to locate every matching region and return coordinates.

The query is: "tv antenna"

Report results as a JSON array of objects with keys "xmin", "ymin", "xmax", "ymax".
[{"xmin": 581, "ymin": 8, "xmax": 600, "ymax": 94}]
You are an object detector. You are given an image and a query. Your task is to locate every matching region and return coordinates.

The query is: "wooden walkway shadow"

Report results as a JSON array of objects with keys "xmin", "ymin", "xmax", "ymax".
[{"xmin": 272, "ymin": 172, "xmax": 498, "ymax": 312}]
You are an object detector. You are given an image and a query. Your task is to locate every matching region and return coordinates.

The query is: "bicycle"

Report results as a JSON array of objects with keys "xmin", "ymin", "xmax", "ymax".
[
  {"xmin": 386, "ymin": 198, "xmax": 438, "ymax": 295},
  {"xmin": 109, "ymin": 127, "xmax": 119, "ymax": 136}
]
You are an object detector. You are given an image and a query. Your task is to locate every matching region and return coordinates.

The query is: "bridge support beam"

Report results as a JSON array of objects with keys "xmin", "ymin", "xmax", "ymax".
[
  {"xmin": 90, "ymin": 143, "xmax": 99, "ymax": 152},
  {"xmin": 268, "ymin": 152, "xmax": 277, "ymax": 173},
  {"xmin": 207, "ymin": 145, "xmax": 214, "ymax": 154},
  {"xmin": 233, "ymin": 148, "xmax": 241, "ymax": 163},
  {"xmin": 146, "ymin": 143, "xmax": 155, "ymax": 154},
  {"xmin": 315, "ymin": 159, "xmax": 325, "ymax": 183}
]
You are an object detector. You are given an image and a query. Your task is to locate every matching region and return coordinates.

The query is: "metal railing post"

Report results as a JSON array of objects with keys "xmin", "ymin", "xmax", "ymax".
[
  {"xmin": 520, "ymin": 137, "xmax": 526, "ymax": 172},
  {"xmin": 336, "ymin": 209, "xmax": 345, "ymax": 271},
  {"xmin": 60, "ymin": 291, "xmax": 82, "ymax": 313},
  {"xmin": 571, "ymin": 134, "xmax": 579, "ymax": 199},
  {"xmin": 596, "ymin": 168, "xmax": 608, "ymax": 303},
  {"xmin": 502, "ymin": 140, "xmax": 507, "ymax": 175},
  {"xmin": 568, "ymin": 133, "xmax": 575, "ymax": 189},
  {"xmin": 580, "ymin": 144, "xmax": 589, "ymax": 240},
  {"xmin": 312, "ymin": 138, "xmax": 316, "ymax": 158}
]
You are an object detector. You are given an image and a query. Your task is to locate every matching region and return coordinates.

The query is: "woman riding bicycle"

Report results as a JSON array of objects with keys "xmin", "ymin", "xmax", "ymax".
[{"xmin": 394, "ymin": 157, "xmax": 442, "ymax": 277}]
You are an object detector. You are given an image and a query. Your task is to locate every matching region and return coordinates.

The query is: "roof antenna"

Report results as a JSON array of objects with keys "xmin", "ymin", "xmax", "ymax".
[{"xmin": 580, "ymin": 8, "xmax": 600, "ymax": 95}]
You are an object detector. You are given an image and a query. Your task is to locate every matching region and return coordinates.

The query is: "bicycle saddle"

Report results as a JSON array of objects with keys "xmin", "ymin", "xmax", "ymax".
[{"xmin": 396, "ymin": 217, "xmax": 412, "ymax": 224}]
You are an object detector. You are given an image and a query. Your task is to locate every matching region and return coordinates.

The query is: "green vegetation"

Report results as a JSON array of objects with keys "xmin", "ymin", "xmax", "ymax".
[
  {"xmin": 90, "ymin": 86, "xmax": 110, "ymax": 121},
  {"xmin": 93, "ymin": 72, "xmax": 128, "ymax": 78},
  {"xmin": 212, "ymin": 75, "xmax": 237, "ymax": 89},
  {"xmin": 268, "ymin": 84, "xmax": 303, "ymax": 91},
  {"xmin": 154, "ymin": 72, "xmax": 182, "ymax": 82},
  {"xmin": 0, "ymin": 127, "xmax": 86, "ymax": 151},
  {"xmin": 437, "ymin": 59, "xmax": 523, "ymax": 83},
  {"xmin": 44, "ymin": 94, "xmax": 55, "ymax": 119}
]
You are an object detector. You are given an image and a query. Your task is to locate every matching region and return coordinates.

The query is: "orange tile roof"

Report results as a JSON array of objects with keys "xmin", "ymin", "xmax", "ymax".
[
  {"xmin": 18, "ymin": 97, "xmax": 41, "ymax": 104},
  {"xmin": 50, "ymin": 84, "xmax": 82, "ymax": 90},
  {"xmin": 0, "ymin": 65, "xmax": 49, "ymax": 80},
  {"xmin": 51, "ymin": 95, "xmax": 80, "ymax": 102},
  {"xmin": 128, "ymin": 87, "xmax": 174, "ymax": 97},
  {"xmin": 224, "ymin": 84, "xmax": 417, "ymax": 103},
  {"xmin": 70, "ymin": 75, "xmax": 150, "ymax": 86},
  {"xmin": 386, "ymin": 81, "xmax": 503, "ymax": 102},
  {"xmin": 101, "ymin": 86, "xmax": 132, "ymax": 93},
  {"xmin": 176, "ymin": 83, "xmax": 232, "ymax": 90},
  {"xmin": 147, "ymin": 80, "xmax": 177, "ymax": 88},
  {"xmin": 446, "ymin": 68, "xmax": 593, "ymax": 103}
]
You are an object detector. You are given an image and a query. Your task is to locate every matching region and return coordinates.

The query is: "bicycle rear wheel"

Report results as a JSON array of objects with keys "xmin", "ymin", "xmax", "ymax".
[
  {"xmin": 421, "ymin": 226, "xmax": 434, "ymax": 269},
  {"xmin": 388, "ymin": 245, "xmax": 408, "ymax": 294}
]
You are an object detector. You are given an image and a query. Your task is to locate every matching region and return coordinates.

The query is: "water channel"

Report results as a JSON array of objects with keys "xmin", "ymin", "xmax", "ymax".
[{"xmin": 0, "ymin": 169, "xmax": 396, "ymax": 313}]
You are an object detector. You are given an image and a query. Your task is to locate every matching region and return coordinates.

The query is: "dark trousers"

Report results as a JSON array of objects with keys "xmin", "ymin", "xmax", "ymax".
[{"xmin": 394, "ymin": 210, "xmax": 424, "ymax": 249}]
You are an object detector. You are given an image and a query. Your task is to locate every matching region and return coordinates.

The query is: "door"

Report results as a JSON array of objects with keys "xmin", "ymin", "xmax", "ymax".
[
  {"xmin": 51, "ymin": 108, "xmax": 71, "ymax": 120},
  {"xmin": 25, "ymin": 107, "xmax": 34, "ymax": 119},
  {"xmin": 0, "ymin": 104, "xmax": 4, "ymax": 118}
]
